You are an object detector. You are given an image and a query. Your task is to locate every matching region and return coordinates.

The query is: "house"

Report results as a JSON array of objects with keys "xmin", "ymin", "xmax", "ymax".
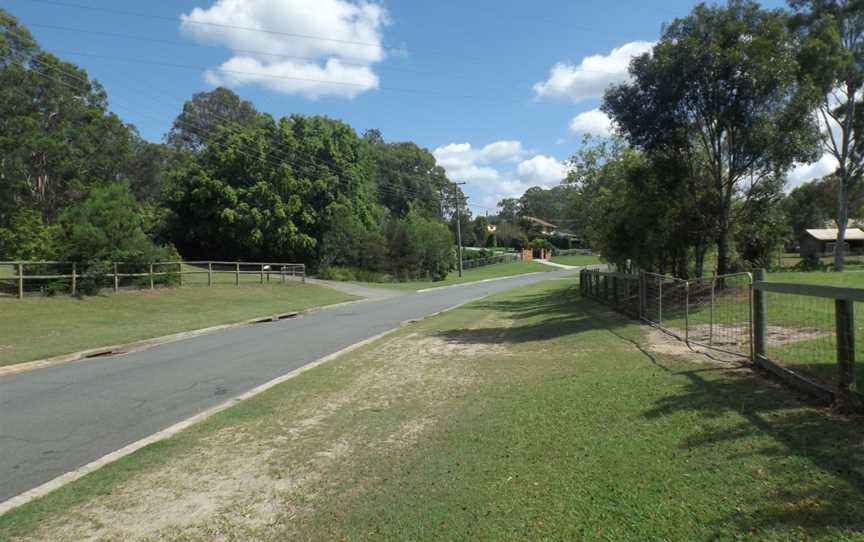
[
  {"xmin": 525, "ymin": 216, "xmax": 559, "ymax": 236},
  {"xmin": 799, "ymin": 228, "xmax": 864, "ymax": 257}
]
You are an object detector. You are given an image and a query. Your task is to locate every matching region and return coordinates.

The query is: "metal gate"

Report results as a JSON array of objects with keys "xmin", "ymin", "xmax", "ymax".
[{"xmin": 641, "ymin": 272, "xmax": 753, "ymax": 359}]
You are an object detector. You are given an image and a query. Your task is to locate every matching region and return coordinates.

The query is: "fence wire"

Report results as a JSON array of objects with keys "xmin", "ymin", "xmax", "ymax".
[{"xmin": 686, "ymin": 273, "xmax": 753, "ymax": 358}]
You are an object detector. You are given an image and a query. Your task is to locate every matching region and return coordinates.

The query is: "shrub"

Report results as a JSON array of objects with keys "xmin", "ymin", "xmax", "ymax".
[{"xmin": 0, "ymin": 210, "xmax": 56, "ymax": 260}]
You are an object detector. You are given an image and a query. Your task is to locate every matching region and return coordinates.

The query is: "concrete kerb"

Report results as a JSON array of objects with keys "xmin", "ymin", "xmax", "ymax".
[
  {"xmin": 0, "ymin": 298, "xmax": 370, "ymax": 378},
  {"xmin": 0, "ymin": 292, "xmax": 491, "ymax": 517}
]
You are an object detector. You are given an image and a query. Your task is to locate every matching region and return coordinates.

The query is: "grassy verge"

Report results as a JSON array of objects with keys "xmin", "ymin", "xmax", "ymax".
[
  {"xmin": 2, "ymin": 281, "xmax": 863, "ymax": 540},
  {"xmin": 550, "ymin": 254, "xmax": 604, "ymax": 266},
  {"xmin": 0, "ymin": 284, "xmax": 355, "ymax": 367},
  {"xmin": 369, "ymin": 260, "xmax": 552, "ymax": 290}
]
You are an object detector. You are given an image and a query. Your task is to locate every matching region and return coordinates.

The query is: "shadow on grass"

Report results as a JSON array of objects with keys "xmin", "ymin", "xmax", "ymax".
[
  {"xmin": 436, "ymin": 284, "xmax": 631, "ymax": 345},
  {"xmin": 644, "ymin": 353, "xmax": 864, "ymax": 536},
  {"xmin": 448, "ymin": 287, "xmax": 864, "ymax": 536}
]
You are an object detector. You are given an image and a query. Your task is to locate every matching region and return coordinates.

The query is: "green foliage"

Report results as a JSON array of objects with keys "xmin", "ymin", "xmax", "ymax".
[
  {"xmin": 165, "ymin": 87, "xmax": 259, "ymax": 153},
  {"xmin": 56, "ymin": 182, "xmax": 173, "ymax": 264},
  {"xmin": 387, "ymin": 210, "xmax": 455, "ymax": 281},
  {"xmin": 0, "ymin": 210, "xmax": 55, "ymax": 260},
  {"xmin": 604, "ymin": 0, "xmax": 821, "ymax": 275},
  {"xmin": 493, "ymin": 222, "xmax": 529, "ymax": 250}
]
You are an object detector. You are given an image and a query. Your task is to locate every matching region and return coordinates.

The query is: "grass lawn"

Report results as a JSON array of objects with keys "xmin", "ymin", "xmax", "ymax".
[
  {"xmin": 550, "ymin": 254, "xmax": 604, "ymax": 266},
  {"xmin": 3, "ymin": 281, "xmax": 863, "ymax": 540},
  {"xmin": 0, "ymin": 283, "xmax": 355, "ymax": 367},
  {"xmin": 370, "ymin": 260, "xmax": 552, "ymax": 290}
]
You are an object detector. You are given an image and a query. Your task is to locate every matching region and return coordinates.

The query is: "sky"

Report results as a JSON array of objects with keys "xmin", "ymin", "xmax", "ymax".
[{"xmin": 5, "ymin": 0, "xmax": 833, "ymax": 215}]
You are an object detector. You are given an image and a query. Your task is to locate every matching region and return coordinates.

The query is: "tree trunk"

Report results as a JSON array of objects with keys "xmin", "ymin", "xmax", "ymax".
[
  {"xmin": 835, "ymin": 176, "xmax": 849, "ymax": 273},
  {"xmin": 716, "ymin": 227, "xmax": 730, "ymax": 277}
]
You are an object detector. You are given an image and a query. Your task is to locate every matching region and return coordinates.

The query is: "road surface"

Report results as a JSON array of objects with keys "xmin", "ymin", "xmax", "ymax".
[{"xmin": 0, "ymin": 269, "xmax": 577, "ymax": 503}]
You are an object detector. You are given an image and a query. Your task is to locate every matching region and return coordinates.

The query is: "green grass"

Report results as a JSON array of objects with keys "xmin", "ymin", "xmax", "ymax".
[
  {"xmin": 3, "ymin": 281, "xmax": 864, "ymax": 540},
  {"xmin": 369, "ymin": 260, "xmax": 552, "ymax": 290},
  {"xmin": 550, "ymin": 254, "xmax": 604, "ymax": 266},
  {"xmin": 0, "ymin": 283, "xmax": 355, "ymax": 367}
]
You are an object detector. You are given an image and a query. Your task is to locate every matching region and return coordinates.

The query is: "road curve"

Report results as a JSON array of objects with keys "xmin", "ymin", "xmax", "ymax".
[{"xmin": 0, "ymin": 269, "xmax": 577, "ymax": 503}]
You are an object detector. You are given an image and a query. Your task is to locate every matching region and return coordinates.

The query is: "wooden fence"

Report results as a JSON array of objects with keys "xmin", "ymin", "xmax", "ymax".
[{"xmin": 0, "ymin": 260, "xmax": 306, "ymax": 299}]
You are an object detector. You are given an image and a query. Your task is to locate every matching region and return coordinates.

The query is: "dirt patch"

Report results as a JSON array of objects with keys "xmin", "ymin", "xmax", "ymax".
[
  {"xmin": 23, "ymin": 320, "xmax": 508, "ymax": 542},
  {"xmin": 644, "ymin": 327, "xmax": 746, "ymax": 366},
  {"xmin": 687, "ymin": 323, "xmax": 828, "ymax": 349}
]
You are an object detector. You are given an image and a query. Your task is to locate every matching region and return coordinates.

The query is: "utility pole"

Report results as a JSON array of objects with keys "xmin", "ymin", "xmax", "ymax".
[{"xmin": 451, "ymin": 182, "xmax": 467, "ymax": 278}]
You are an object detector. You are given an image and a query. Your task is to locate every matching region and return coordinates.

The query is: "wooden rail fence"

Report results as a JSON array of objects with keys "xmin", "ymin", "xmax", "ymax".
[{"xmin": 0, "ymin": 260, "xmax": 305, "ymax": 299}]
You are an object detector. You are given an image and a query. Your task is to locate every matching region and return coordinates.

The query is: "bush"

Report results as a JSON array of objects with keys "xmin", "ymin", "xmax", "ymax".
[
  {"xmin": 386, "ymin": 210, "xmax": 454, "ymax": 281},
  {"xmin": 0, "ymin": 210, "xmax": 56, "ymax": 260}
]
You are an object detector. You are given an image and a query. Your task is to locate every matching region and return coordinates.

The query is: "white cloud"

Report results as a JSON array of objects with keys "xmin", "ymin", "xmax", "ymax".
[
  {"xmin": 516, "ymin": 155, "xmax": 568, "ymax": 186},
  {"xmin": 787, "ymin": 153, "xmax": 838, "ymax": 188},
  {"xmin": 433, "ymin": 141, "xmax": 569, "ymax": 209},
  {"xmin": 569, "ymin": 108, "xmax": 613, "ymax": 137},
  {"xmin": 533, "ymin": 41, "xmax": 655, "ymax": 102},
  {"xmin": 180, "ymin": 0, "xmax": 389, "ymax": 99}
]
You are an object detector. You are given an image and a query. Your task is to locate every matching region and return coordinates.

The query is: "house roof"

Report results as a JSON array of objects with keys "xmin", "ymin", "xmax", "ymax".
[
  {"xmin": 805, "ymin": 228, "xmax": 864, "ymax": 241},
  {"xmin": 525, "ymin": 216, "xmax": 559, "ymax": 229}
]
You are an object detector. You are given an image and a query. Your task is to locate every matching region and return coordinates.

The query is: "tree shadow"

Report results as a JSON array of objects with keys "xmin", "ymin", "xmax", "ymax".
[
  {"xmin": 643, "ymin": 356, "xmax": 864, "ymax": 536},
  {"xmin": 436, "ymin": 285, "xmax": 631, "ymax": 345}
]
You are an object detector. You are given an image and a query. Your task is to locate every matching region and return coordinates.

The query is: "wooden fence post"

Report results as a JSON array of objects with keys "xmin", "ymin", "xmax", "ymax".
[
  {"xmin": 149, "ymin": 263, "xmax": 154, "ymax": 290},
  {"xmin": 71, "ymin": 262, "xmax": 77, "ymax": 297},
  {"xmin": 835, "ymin": 298, "xmax": 857, "ymax": 411},
  {"xmin": 178, "ymin": 262, "xmax": 183, "ymax": 287},
  {"xmin": 208, "ymin": 262, "xmax": 213, "ymax": 287},
  {"xmin": 235, "ymin": 262, "xmax": 240, "ymax": 287},
  {"xmin": 612, "ymin": 276, "xmax": 619, "ymax": 306},
  {"xmin": 113, "ymin": 262, "xmax": 119, "ymax": 293},
  {"xmin": 260, "ymin": 264, "xmax": 265, "ymax": 284},
  {"xmin": 17, "ymin": 262, "xmax": 23, "ymax": 300},
  {"xmin": 753, "ymin": 268, "xmax": 767, "ymax": 365},
  {"xmin": 658, "ymin": 278, "xmax": 663, "ymax": 325}
]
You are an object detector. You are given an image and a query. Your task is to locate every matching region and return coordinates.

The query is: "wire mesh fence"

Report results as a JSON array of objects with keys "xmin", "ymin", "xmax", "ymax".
[
  {"xmin": 0, "ymin": 260, "xmax": 306, "ymax": 299},
  {"xmin": 581, "ymin": 267, "xmax": 864, "ymax": 410}
]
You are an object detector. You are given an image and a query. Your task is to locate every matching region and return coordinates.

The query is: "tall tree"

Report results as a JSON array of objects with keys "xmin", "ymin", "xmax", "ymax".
[
  {"xmin": 165, "ymin": 87, "xmax": 259, "ymax": 153},
  {"xmin": 604, "ymin": 0, "xmax": 821, "ymax": 276},
  {"xmin": 790, "ymin": 0, "xmax": 864, "ymax": 270}
]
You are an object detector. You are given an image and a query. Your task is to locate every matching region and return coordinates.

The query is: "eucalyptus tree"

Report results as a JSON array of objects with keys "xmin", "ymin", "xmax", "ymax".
[
  {"xmin": 790, "ymin": 0, "xmax": 864, "ymax": 270},
  {"xmin": 604, "ymin": 0, "xmax": 821, "ymax": 276}
]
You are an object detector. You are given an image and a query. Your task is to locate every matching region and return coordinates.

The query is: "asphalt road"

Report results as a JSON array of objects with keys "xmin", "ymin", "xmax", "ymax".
[{"xmin": 0, "ymin": 269, "xmax": 577, "ymax": 503}]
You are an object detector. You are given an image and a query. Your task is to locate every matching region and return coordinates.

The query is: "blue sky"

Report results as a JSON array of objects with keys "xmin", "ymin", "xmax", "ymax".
[{"xmin": 8, "ymin": 0, "xmax": 822, "ymax": 214}]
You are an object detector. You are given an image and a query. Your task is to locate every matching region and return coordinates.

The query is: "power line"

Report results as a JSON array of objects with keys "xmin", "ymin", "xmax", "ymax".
[
  {"xmin": 52, "ymin": 49, "xmax": 527, "ymax": 103},
  {"xmin": 23, "ymin": 22, "xmax": 440, "ymax": 77},
  {"xmin": 24, "ymin": 0, "xmax": 393, "ymax": 51}
]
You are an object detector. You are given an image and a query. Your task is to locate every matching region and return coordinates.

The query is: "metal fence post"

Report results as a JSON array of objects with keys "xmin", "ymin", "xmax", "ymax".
[
  {"xmin": 71, "ymin": 262, "xmax": 77, "ymax": 297},
  {"xmin": 684, "ymin": 281, "xmax": 690, "ymax": 344},
  {"xmin": 709, "ymin": 278, "xmax": 715, "ymax": 345},
  {"xmin": 235, "ymin": 262, "xmax": 240, "ymax": 287},
  {"xmin": 208, "ymin": 262, "xmax": 213, "ymax": 287},
  {"xmin": 639, "ymin": 271, "xmax": 645, "ymax": 320},
  {"xmin": 149, "ymin": 263, "xmax": 154, "ymax": 290},
  {"xmin": 113, "ymin": 262, "xmax": 119, "ymax": 293},
  {"xmin": 836, "ymin": 298, "xmax": 857, "ymax": 411},
  {"xmin": 17, "ymin": 262, "xmax": 23, "ymax": 300},
  {"xmin": 753, "ymin": 268, "xmax": 767, "ymax": 365}
]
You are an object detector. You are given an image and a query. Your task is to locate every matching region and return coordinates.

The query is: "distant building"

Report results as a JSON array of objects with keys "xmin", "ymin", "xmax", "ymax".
[
  {"xmin": 524, "ymin": 216, "xmax": 559, "ymax": 236},
  {"xmin": 800, "ymin": 228, "xmax": 864, "ymax": 257}
]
